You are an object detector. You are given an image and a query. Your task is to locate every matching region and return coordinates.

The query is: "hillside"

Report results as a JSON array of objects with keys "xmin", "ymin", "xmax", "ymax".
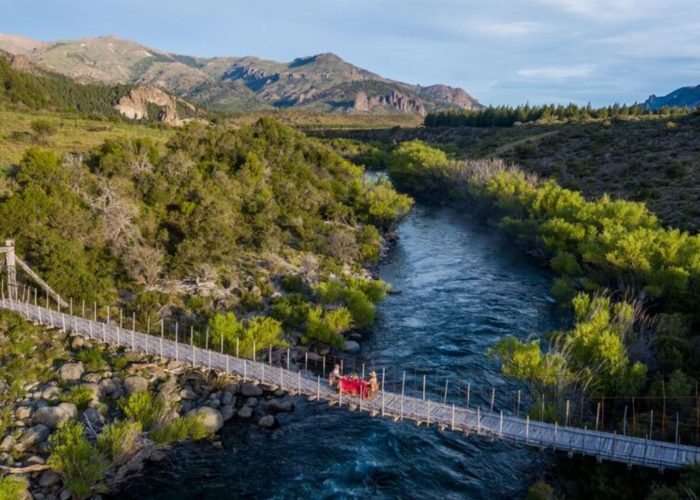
[
  {"xmin": 645, "ymin": 85, "xmax": 700, "ymax": 110},
  {"xmin": 0, "ymin": 33, "xmax": 482, "ymax": 115},
  {"xmin": 318, "ymin": 112, "xmax": 700, "ymax": 231}
]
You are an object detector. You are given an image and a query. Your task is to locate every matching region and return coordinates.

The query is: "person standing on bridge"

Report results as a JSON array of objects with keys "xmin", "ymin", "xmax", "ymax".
[{"xmin": 329, "ymin": 363, "xmax": 341, "ymax": 387}]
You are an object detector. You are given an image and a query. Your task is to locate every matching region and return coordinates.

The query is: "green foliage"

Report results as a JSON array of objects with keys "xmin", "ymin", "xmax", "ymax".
[
  {"xmin": 526, "ymin": 480, "xmax": 558, "ymax": 500},
  {"xmin": 270, "ymin": 294, "xmax": 310, "ymax": 329},
  {"xmin": 208, "ymin": 311, "xmax": 286, "ymax": 358},
  {"xmin": 64, "ymin": 385, "xmax": 96, "ymax": 411},
  {"xmin": 342, "ymin": 288, "xmax": 375, "ymax": 327},
  {"xmin": 47, "ymin": 421, "xmax": 108, "ymax": 499},
  {"xmin": 302, "ymin": 306, "xmax": 352, "ymax": 347},
  {"xmin": 150, "ymin": 413, "xmax": 210, "ymax": 445},
  {"xmin": 97, "ymin": 420, "xmax": 142, "ymax": 463},
  {"xmin": 0, "ymin": 475, "xmax": 27, "ymax": 500},
  {"xmin": 119, "ymin": 391, "xmax": 166, "ymax": 431},
  {"xmin": 425, "ymin": 103, "xmax": 690, "ymax": 128},
  {"xmin": 76, "ymin": 347, "xmax": 106, "ymax": 372},
  {"xmin": 30, "ymin": 119, "xmax": 57, "ymax": 142}
]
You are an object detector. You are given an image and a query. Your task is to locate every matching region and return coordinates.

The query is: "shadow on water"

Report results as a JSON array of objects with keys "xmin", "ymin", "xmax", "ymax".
[{"xmin": 119, "ymin": 204, "xmax": 564, "ymax": 499}]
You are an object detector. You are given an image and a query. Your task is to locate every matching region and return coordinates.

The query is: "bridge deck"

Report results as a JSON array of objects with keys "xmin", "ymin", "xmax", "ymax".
[{"xmin": 3, "ymin": 297, "xmax": 699, "ymax": 470}]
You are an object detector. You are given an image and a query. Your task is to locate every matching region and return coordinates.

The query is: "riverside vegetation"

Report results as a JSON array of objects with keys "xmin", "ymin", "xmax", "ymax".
[
  {"xmin": 386, "ymin": 140, "xmax": 700, "ymax": 497},
  {"xmin": 0, "ymin": 92, "xmax": 411, "ymax": 496}
]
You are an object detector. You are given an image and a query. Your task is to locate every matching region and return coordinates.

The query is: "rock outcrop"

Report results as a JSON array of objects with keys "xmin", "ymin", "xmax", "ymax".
[{"xmin": 115, "ymin": 85, "xmax": 195, "ymax": 125}]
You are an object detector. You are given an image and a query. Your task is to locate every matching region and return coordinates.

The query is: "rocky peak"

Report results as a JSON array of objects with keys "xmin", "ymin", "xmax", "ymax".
[{"xmin": 115, "ymin": 85, "xmax": 195, "ymax": 125}]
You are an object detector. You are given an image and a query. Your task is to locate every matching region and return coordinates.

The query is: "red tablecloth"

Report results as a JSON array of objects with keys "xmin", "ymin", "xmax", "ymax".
[{"xmin": 339, "ymin": 376, "xmax": 369, "ymax": 398}]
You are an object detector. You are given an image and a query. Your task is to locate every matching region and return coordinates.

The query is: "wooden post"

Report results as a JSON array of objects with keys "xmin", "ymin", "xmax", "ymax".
[
  {"xmin": 93, "ymin": 302, "xmax": 97, "ymax": 321},
  {"xmin": 220, "ymin": 331, "xmax": 224, "ymax": 354},
  {"xmin": 102, "ymin": 323, "xmax": 106, "ymax": 343},
  {"xmin": 4, "ymin": 240, "xmax": 17, "ymax": 300},
  {"xmin": 119, "ymin": 308, "xmax": 123, "ymax": 329},
  {"xmin": 160, "ymin": 320, "xmax": 164, "ymax": 360},
  {"xmin": 444, "ymin": 379, "xmax": 449, "ymax": 405},
  {"xmin": 146, "ymin": 316, "xmax": 151, "ymax": 355},
  {"xmin": 491, "ymin": 388, "xmax": 495, "ymax": 412},
  {"xmin": 623, "ymin": 405, "xmax": 628, "ymax": 436},
  {"xmin": 566, "ymin": 400, "xmax": 570, "ymax": 427},
  {"xmin": 517, "ymin": 390, "xmax": 521, "ymax": 416},
  {"xmin": 244, "ymin": 359, "xmax": 247, "ymax": 381},
  {"xmin": 476, "ymin": 406, "xmax": 480, "ymax": 434},
  {"xmin": 381, "ymin": 368, "xmax": 386, "ymax": 417},
  {"xmin": 70, "ymin": 298, "xmax": 73, "ymax": 316},
  {"xmin": 287, "ymin": 348, "xmax": 290, "ymax": 371},
  {"xmin": 451, "ymin": 404, "xmax": 456, "ymax": 431},
  {"xmin": 297, "ymin": 370, "xmax": 301, "ymax": 395},
  {"xmin": 190, "ymin": 327, "xmax": 195, "ymax": 367},
  {"xmin": 595, "ymin": 401, "xmax": 601, "ymax": 430},
  {"xmin": 269, "ymin": 345, "xmax": 272, "ymax": 366},
  {"xmin": 107, "ymin": 306, "xmax": 110, "ymax": 325},
  {"xmin": 422, "ymin": 375, "xmax": 426, "ymax": 400},
  {"xmin": 467, "ymin": 383, "xmax": 471, "ymax": 409},
  {"xmin": 650, "ymin": 409, "xmax": 654, "ymax": 439},
  {"xmin": 322, "ymin": 356, "xmax": 326, "ymax": 376},
  {"xmin": 305, "ymin": 352, "xmax": 308, "ymax": 372},
  {"xmin": 400, "ymin": 371, "xmax": 406, "ymax": 420},
  {"xmin": 175, "ymin": 323, "xmax": 179, "ymax": 362},
  {"xmin": 676, "ymin": 413, "xmax": 680, "ymax": 444},
  {"xmin": 428, "ymin": 399, "xmax": 432, "ymax": 426},
  {"xmin": 526, "ymin": 416, "xmax": 530, "ymax": 443},
  {"xmin": 317, "ymin": 375, "xmax": 320, "ymax": 401},
  {"xmin": 253, "ymin": 340, "xmax": 256, "ymax": 364},
  {"xmin": 236, "ymin": 337, "xmax": 240, "ymax": 358},
  {"xmin": 500, "ymin": 411, "xmax": 504, "ymax": 437}
]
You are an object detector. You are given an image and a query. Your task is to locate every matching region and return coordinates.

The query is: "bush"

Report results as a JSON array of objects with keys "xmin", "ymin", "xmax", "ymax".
[
  {"xmin": 208, "ymin": 312, "xmax": 286, "ymax": 358},
  {"xmin": 302, "ymin": 306, "xmax": 352, "ymax": 348},
  {"xmin": 150, "ymin": 414, "xmax": 210, "ymax": 445},
  {"xmin": 270, "ymin": 294, "xmax": 310, "ymax": 329},
  {"xmin": 119, "ymin": 392, "xmax": 166, "ymax": 431},
  {"xmin": 30, "ymin": 119, "xmax": 57, "ymax": 142},
  {"xmin": 64, "ymin": 385, "xmax": 95, "ymax": 411},
  {"xmin": 76, "ymin": 347, "xmax": 106, "ymax": 372},
  {"xmin": 343, "ymin": 288, "xmax": 375, "ymax": 327},
  {"xmin": 47, "ymin": 421, "xmax": 107, "ymax": 499},
  {"xmin": 97, "ymin": 420, "xmax": 142, "ymax": 464},
  {"xmin": 0, "ymin": 475, "xmax": 28, "ymax": 499}
]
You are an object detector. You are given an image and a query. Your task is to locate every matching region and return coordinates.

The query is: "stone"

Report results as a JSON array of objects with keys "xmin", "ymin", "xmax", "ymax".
[
  {"xmin": 25, "ymin": 455, "xmax": 45, "ymax": 466},
  {"xmin": 212, "ymin": 441, "xmax": 224, "ymax": 450},
  {"xmin": 149, "ymin": 450, "xmax": 167, "ymax": 462},
  {"xmin": 70, "ymin": 336, "xmax": 85, "ymax": 350},
  {"xmin": 220, "ymin": 405, "xmax": 235, "ymax": 421},
  {"xmin": 190, "ymin": 407, "xmax": 224, "ymax": 433},
  {"xmin": 123, "ymin": 351, "xmax": 143, "ymax": 362},
  {"xmin": 342, "ymin": 341, "xmax": 360, "ymax": 353},
  {"xmin": 58, "ymin": 363, "xmax": 84, "ymax": 383},
  {"xmin": 179, "ymin": 388, "xmax": 198, "ymax": 400},
  {"xmin": 205, "ymin": 399, "xmax": 220, "ymax": 409},
  {"xmin": 317, "ymin": 345, "xmax": 331, "ymax": 356},
  {"xmin": 59, "ymin": 488, "xmax": 72, "ymax": 500},
  {"xmin": 57, "ymin": 402, "xmax": 78, "ymax": 419},
  {"xmin": 81, "ymin": 373, "xmax": 102, "ymax": 384},
  {"xmin": 223, "ymin": 383, "xmax": 239, "ymax": 394},
  {"xmin": 306, "ymin": 352, "xmax": 322, "ymax": 362},
  {"xmin": 265, "ymin": 399, "xmax": 294, "ymax": 413},
  {"xmin": 17, "ymin": 424, "xmax": 50, "ymax": 452},
  {"xmin": 221, "ymin": 391, "xmax": 234, "ymax": 405},
  {"xmin": 257, "ymin": 415, "xmax": 276, "ymax": 429},
  {"xmin": 237, "ymin": 406, "xmax": 253, "ymax": 419},
  {"xmin": 123, "ymin": 376, "xmax": 149, "ymax": 396},
  {"xmin": 39, "ymin": 470, "xmax": 61, "ymax": 488},
  {"xmin": 245, "ymin": 397, "xmax": 259, "ymax": 407},
  {"xmin": 239, "ymin": 383, "xmax": 263, "ymax": 397},
  {"xmin": 81, "ymin": 408, "xmax": 104, "ymax": 428},
  {"xmin": 33, "ymin": 406, "xmax": 72, "ymax": 428},
  {"xmin": 273, "ymin": 389, "xmax": 286, "ymax": 398},
  {"xmin": 98, "ymin": 378, "xmax": 118, "ymax": 396},
  {"xmin": 15, "ymin": 406, "xmax": 33, "ymax": 421},
  {"xmin": 41, "ymin": 386, "xmax": 61, "ymax": 401},
  {"xmin": 0, "ymin": 435, "xmax": 15, "ymax": 452}
]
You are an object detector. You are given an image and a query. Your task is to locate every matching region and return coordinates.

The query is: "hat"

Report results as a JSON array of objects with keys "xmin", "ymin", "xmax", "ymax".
[{"xmin": 370, "ymin": 371, "xmax": 377, "ymax": 377}]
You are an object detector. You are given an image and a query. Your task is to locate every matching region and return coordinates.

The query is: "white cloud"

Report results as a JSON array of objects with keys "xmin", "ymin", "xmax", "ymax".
[
  {"xmin": 476, "ymin": 21, "xmax": 543, "ymax": 37},
  {"xmin": 517, "ymin": 64, "xmax": 596, "ymax": 80}
]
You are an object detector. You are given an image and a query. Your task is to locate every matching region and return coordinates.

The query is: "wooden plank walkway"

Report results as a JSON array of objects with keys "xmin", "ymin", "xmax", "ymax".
[{"xmin": 3, "ymin": 297, "xmax": 699, "ymax": 471}]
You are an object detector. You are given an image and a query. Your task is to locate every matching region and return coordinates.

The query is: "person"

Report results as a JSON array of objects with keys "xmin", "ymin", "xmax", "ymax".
[
  {"xmin": 368, "ymin": 371, "xmax": 379, "ymax": 398},
  {"xmin": 329, "ymin": 363, "xmax": 341, "ymax": 386}
]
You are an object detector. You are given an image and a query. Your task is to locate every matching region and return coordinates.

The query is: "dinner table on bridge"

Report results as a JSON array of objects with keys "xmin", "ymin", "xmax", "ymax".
[{"xmin": 338, "ymin": 375, "xmax": 370, "ymax": 398}]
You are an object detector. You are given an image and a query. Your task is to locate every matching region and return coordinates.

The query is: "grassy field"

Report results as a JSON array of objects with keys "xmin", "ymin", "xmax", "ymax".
[
  {"xmin": 0, "ymin": 107, "xmax": 174, "ymax": 173},
  {"xmin": 317, "ymin": 113, "xmax": 700, "ymax": 231}
]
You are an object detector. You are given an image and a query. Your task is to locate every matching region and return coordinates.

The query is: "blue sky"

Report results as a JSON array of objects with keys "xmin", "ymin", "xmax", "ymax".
[{"xmin": 2, "ymin": 0, "xmax": 700, "ymax": 106}]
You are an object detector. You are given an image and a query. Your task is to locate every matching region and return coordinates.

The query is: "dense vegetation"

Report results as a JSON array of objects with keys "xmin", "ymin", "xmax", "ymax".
[
  {"xmin": 387, "ymin": 141, "xmax": 700, "ymax": 435},
  {"xmin": 0, "ymin": 118, "xmax": 411, "ymax": 354},
  {"xmin": 425, "ymin": 103, "xmax": 691, "ymax": 128},
  {"xmin": 0, "ymin": 54, "xmax": 131, "ymax": 118}
]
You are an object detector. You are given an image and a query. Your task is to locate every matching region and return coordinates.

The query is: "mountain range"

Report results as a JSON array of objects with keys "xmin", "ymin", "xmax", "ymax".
[
  {"xmin": 644, "ymin": 85, "xmax": 700, "ymax": 111},
  {"xmin": 0, "ymin": 33, "xmax": 482, "ymax": 115}
]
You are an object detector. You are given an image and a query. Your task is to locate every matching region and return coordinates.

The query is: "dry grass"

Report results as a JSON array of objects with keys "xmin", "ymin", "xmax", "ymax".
[{"xmin": 0, "ymin": 107, "xmax": 174, "ymax": 173}]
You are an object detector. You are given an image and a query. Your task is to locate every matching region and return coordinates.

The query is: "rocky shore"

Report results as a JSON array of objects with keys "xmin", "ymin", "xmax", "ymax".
[{"xmin": 0, "ymin": 325, "xmax": 297, "ymax": 499}]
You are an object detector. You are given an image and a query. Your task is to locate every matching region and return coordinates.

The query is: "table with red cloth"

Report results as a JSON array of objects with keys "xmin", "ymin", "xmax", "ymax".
[{"xmin": 338, "ymin": 376, "xmax": 369, "ymax": 398}]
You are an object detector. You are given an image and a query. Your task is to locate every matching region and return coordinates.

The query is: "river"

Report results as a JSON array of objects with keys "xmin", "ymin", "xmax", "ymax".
[{"xmin": 120, "ymin": 204, "xmax": 563, "ymax": 499}]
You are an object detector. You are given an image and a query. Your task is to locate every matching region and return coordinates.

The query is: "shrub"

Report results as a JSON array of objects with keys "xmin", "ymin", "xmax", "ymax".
[
  {"xmin": 30, "ymin": 119, "xmax": 57, "ymax": 142},
  {"xmin": 208, "ymin": 312, "xmax": 286, "ymax": 358},
  {"xmin": 150, "ymin": 414, "xmax": 210, "ymax": 445},
  {"xmin": 0, "ymin": 475, "xmax": 28, "ymax": 499},
  {"xmin": 110, "ymin": 355, "xmax": 129, "ymax": 372},
  {"xmin": 97, "ymin": 420, "xmax": 142, "ymax": 464},
  {"xmin": 527, "ymin": 480, "xmax": 557, "ymax": 500},
  {"xmin": 76, "ymin": 347, "xmax": 106, "ymax": 372},
  {"xmin": 64, "ymin": 385, "xmax": 95, "ymax": 411},
  {"xmin": 119, "ymin": 392, "xmax": 166, "ymax": 431},
  {"xmin": 47, "ymin": 421, "xmax": 107, "ymax": 499},
  {"xmin": 270, "ymin": 294, "xmax": 310, "ymax": 329},
  {"xmin": 343, "ymin": 288, "xmax": 375, "ymax": 327},
  {"xmin": 302, "ymin": 306, "xmax": 351, "ymax": 348},
  {"xmin": 281, "ymin": 274, "xmax": 303, "ymax": 293}
]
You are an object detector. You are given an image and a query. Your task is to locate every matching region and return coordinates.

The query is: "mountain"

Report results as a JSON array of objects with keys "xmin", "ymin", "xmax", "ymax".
[
  {"xmin": 0, "ymin": 49, "xmax": 202, "ymax": 124},
  {"xmin": 645, "ymin": 85, "xmax": 700, "ymax": 110},
  {"xmin": 0, "ymin": 33, "xmax": 482, "ymax": 115}
]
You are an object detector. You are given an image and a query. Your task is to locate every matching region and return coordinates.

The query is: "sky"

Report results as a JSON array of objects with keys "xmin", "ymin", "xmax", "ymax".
[{"xmin": 2, "ymin": 0, "xmax": 700, "ymax": 106}]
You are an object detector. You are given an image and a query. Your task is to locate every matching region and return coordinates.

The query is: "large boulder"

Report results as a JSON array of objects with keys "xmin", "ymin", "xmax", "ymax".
[
  {"xmin": 190, "ymin": 407, "xmax": 223, "ymax": 433},
  {"xmin": 265, "ymin": 399, "xmax": 294, "ymax": 413},
  {"xmin": 39, "ymin": 470, "xmax": 61, "ymax": 488},
  {"xmin": 123, "ymin": 376, "xmax": 149, "ymax": 396},
  {"xmin": 179, "ymin": 388, "xmax": 198, "ymax": 400},
  {"xmin": 0, "ymin": 435, "xmax": 15, "ymax": 452},
  {"xmin": 257, "ymin": 415, "xmax": 277, "ymax": 429},
  {"xmin": 99, "ymin": 378, "xmax": 118, "ymax": 397},
  {"xmin": 33, "ymin": 404, "xmax": 74, "ymax": 428},
  {"xmin": 237, "ymin": 406, "xmax": 253, "ymax": 419},
  {"xmin": 342, "ymin": 341, "xmax": 360, "ymax": 353},
  {"xmin": 59, "ymin": 362, "xmax": 85, "ymax": 383},
  {"xmin": 17, "ymin": 424, "xmax": 50, "ymax": 452},
  {"xmin": 239, "ymin": 382, "xmax": 263, "ymax": 398}
]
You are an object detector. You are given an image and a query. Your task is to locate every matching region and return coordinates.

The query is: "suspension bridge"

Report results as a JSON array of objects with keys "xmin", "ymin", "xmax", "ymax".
[{"xmin": 2, "ymin": 240, "xmax": 700, "ymax": 471}]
